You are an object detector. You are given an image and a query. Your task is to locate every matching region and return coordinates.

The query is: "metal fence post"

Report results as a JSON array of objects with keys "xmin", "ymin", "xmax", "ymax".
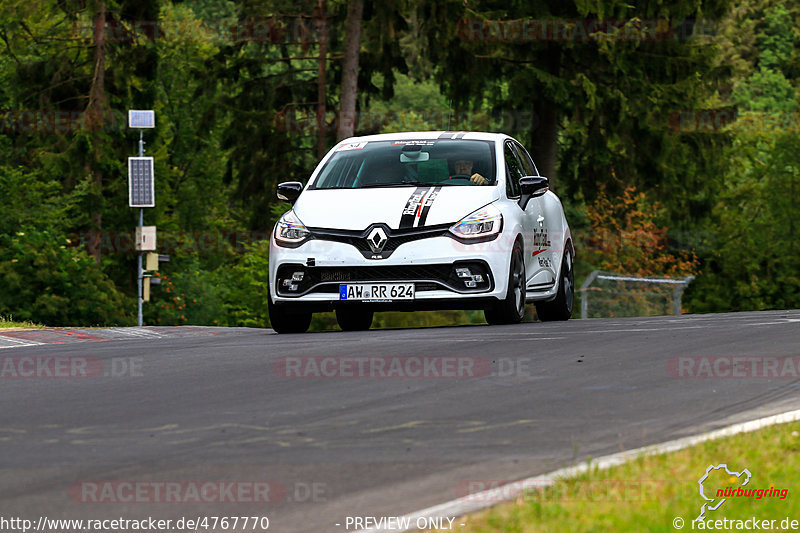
[
  {"xmin": 579, "ymin": 271, "xmax": 695, "ymax": 319},
  {"xmin": 579, "ymin": 270, "xmax": 601, "ymax": 319}
]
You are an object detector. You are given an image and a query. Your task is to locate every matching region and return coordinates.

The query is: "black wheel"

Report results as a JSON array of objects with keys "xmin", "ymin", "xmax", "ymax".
[
  {"xmin": 535, "ymin": 248, "xmax": 574, "ymax": 321},
  {"xmin": 268, "ymin": 295, "xmax": 312, "ymax": 333},
  {"xmin": 335, "ymin": 308, "xmax": 374, "ymax": 331},
  {"xmin": 484, "ymin": 241, "xmax": 526, "ymax": 325}
]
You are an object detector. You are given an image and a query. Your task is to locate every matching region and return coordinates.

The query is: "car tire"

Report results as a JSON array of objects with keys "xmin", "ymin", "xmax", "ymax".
[
  {"xmin": 335, "ymin": 308, "xmax": 374, "ymax": 331},
  {"xmin": 268, "ymin": 295, "xmax": 312, "ymax": 334},
  {"xmin": 535, "ymin": 248, "xmax": 574, "ymax": 321},
  {"xmin": 484, "ymin": 241, "xmax": 526, "ymax": 325}
]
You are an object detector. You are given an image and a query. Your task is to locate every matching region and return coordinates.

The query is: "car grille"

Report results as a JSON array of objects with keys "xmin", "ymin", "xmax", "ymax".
[
  {"xmin": 309, "ymin": 224, "xmax": 451, "ymax": 258},
  {"xmin": 313, "ymin": 264, "xmax": 451, "ymax": 282}
]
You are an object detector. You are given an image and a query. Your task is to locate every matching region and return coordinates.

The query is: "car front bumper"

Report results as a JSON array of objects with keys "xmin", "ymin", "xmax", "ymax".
[{"xmin": 269, "ymin": 234, "xmax": 515, "ymax": 311}]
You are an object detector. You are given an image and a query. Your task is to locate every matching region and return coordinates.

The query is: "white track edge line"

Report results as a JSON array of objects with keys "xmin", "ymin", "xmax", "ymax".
[
  {"xmin": 0, "ymin": 337, "xmax": 45, "ymax": 347},
  {"xmin": 355, "ymin": 408, "xmax": 800, "ymax": 533}
]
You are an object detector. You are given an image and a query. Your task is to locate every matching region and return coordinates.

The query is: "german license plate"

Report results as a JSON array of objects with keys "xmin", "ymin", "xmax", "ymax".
[{"xmin": 339, "ymin": 283, "xmax": 415, "ymax": 301}]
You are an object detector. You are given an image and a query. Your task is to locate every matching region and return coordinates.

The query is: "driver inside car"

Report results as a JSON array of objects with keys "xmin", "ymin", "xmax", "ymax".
[{"xmin": 452, "ymin": 159, "xmax": 487, "ymax": 185}]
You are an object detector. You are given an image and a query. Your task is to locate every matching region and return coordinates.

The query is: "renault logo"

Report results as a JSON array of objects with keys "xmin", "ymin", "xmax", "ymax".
[{"xmin": 366, "ymin": 227, "xmax": 388, "ymax": 253}]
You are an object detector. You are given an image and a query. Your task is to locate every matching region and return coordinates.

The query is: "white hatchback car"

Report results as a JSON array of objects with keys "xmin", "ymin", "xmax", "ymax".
[{"xmin": 268, "ymin": 131, "xmax": 574, "ymax": 333}]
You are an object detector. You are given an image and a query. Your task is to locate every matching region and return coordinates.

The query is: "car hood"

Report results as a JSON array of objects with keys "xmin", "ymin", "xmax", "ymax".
[{"xmin": 293, "ymin": 186, "xmax": 501, "ymax": 230}]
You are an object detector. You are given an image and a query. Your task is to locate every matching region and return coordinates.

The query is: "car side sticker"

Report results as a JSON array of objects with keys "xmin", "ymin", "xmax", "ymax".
[
  {"xmin": 400, "ymin": 186, "xmax": 442, "ymax": 228},
  {"xmin": 532, "ymin": 228, "xmax": 551, "ymax": 247}
]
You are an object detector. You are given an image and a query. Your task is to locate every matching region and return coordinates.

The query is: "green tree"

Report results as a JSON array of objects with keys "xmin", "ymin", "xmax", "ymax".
[
  {"xmin": 0, "ymin": 229, "xmax": 133, "ymax": 325},
  {"xmin": 412, "ymin": 0, "xmax": 732, "ymax": 240},
  {"xmin": 687, "ymin": 0, "xmax": 800, "ymax": 312},
  {"xmin": 731, "ymin": 4, "xmax": 798, "ymax": 111}
]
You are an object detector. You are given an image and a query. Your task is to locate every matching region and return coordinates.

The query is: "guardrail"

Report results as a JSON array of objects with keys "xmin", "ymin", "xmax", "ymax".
[{"xmin": 579, "ymin": 270, "xmax": 695, "ymax": 318}]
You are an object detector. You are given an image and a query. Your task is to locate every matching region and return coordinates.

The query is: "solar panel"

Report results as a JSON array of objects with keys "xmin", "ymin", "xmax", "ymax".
[
  {"xmin": 128, "ymin": 157, "xmax": 155, "ymax": 207},
  {"xmin": 128, "ymin": 110, "xmax": 155, "ymax": 128}
]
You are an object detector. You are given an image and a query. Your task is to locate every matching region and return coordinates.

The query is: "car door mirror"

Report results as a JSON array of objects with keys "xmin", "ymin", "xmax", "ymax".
[
  {"xmin": 520, "ymin": 176, "xmax": 549, "ymax": 197},
  {"xmin": 518, "ymin": 176, "xmax": 548, "ymax": 209},
  {"xmin": 277, "ymin": 181, "xmax": 303, "ymax": 203}
]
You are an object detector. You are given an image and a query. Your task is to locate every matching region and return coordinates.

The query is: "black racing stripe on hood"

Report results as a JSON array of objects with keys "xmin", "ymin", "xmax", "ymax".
[
  {"xmin": 399, "ymin": 187, "xmax": 428, "ymax": 228},
  {"xmin": 417, "ymin": 186, "xmax": 442, "ymax": 227}
]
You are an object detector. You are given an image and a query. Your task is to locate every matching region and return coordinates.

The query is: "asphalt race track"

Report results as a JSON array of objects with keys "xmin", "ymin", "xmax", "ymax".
[{"xmin": 1, "ymin": 310, "xmax": 799, "ymax": 532}]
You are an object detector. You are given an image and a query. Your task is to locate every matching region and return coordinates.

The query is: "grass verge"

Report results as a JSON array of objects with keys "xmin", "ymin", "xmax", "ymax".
[
  {"xmin": 428, "ymin": 421, "xmax": 800, "ymax": 532},
  {"xmin": 0, "ymin": 315, "xmax": 44, "ymax": 330}
]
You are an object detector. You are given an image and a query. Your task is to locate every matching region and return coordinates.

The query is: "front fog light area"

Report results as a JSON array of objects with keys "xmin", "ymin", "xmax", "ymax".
[
  {"xmin": 456, "ymin": 267, "xmax": 471, "ymax": 278},
  {"xmin": 276, "ymin": 265, "xmax": 312, "ymax": 295},
  {"xmin": 464, "ymin": 273, "xmax": 485, "ymax": 287},
  {"xmin": 449, "ymin": 262, "xmax": 492, "ymax": 292}
]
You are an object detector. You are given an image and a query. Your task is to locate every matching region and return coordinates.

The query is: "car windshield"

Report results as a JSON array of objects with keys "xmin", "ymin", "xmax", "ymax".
[{"xmin": 310, "ymin": 139, "xmax": 496, "ymax": 189}]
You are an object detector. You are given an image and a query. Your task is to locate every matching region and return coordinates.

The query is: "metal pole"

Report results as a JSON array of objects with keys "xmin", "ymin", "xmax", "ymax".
[
  {"xmin": 136, "ymin": 130, "xmax": 145, "ymax": 327},
  {"xmin": 673, "ymin": 275, "xmax": 695, "ymax": 316},
  {"xmin": 137, "ymin": 208, "xmax": 143, "ymax": 326},
  {"xmin": 579, "ymin": 270, "xmax": 601, "ymax": 319}
]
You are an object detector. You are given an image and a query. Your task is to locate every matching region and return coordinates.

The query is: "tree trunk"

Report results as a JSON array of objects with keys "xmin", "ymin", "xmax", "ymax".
[
  {"xmin": 530, "ymin": 101, "xmax": 558, "ymax": 183},
  {"xmin": 86, "ymin": 0, "xmax": 107, "ymax": 264},
  {"xmin": 314, "ymin": 0, "xmax": 328, "ymax": 159},
  {"xmin": 530, "ymin": 46, "xmax": 561, "ymax": 187},
  {"xmin": 337, "ymin": 0, "xmax": 364, "ymax": 141}
]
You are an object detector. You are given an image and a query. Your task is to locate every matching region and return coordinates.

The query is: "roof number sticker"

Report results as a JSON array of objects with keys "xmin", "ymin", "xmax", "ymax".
[{"xmin": 336, "ymin": 141, "xmax": 368, "ymax": 151}]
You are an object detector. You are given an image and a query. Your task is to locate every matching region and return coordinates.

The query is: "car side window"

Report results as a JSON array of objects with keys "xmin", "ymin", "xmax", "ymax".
[
  {"xmin": 512, "ymin": 142, "xmax": 538, "ymax": 177},
  {"xmin": 504, "ymin": 142, "xmax": 523, "ymax": 198}
]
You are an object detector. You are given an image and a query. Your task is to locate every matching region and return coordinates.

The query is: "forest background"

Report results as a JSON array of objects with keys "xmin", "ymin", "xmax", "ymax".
[{"xmin": 0, "ymin": 0, "xmax": 797, "ymax": 329}]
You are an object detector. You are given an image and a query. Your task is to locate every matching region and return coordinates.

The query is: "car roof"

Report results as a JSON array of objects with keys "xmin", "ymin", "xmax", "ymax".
[{"xmin": 336, "ymin": 131, "xmax": 511, "ymax": 144}]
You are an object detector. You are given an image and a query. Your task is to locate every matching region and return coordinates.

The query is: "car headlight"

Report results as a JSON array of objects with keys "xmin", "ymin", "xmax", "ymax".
[
  {"xmin": 449, "ymin": 204, "xmax": 503, "ymax": 240},
  {"xmin": 274, "ymin": 210, "xmax": 311, "ymax": 246}
]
